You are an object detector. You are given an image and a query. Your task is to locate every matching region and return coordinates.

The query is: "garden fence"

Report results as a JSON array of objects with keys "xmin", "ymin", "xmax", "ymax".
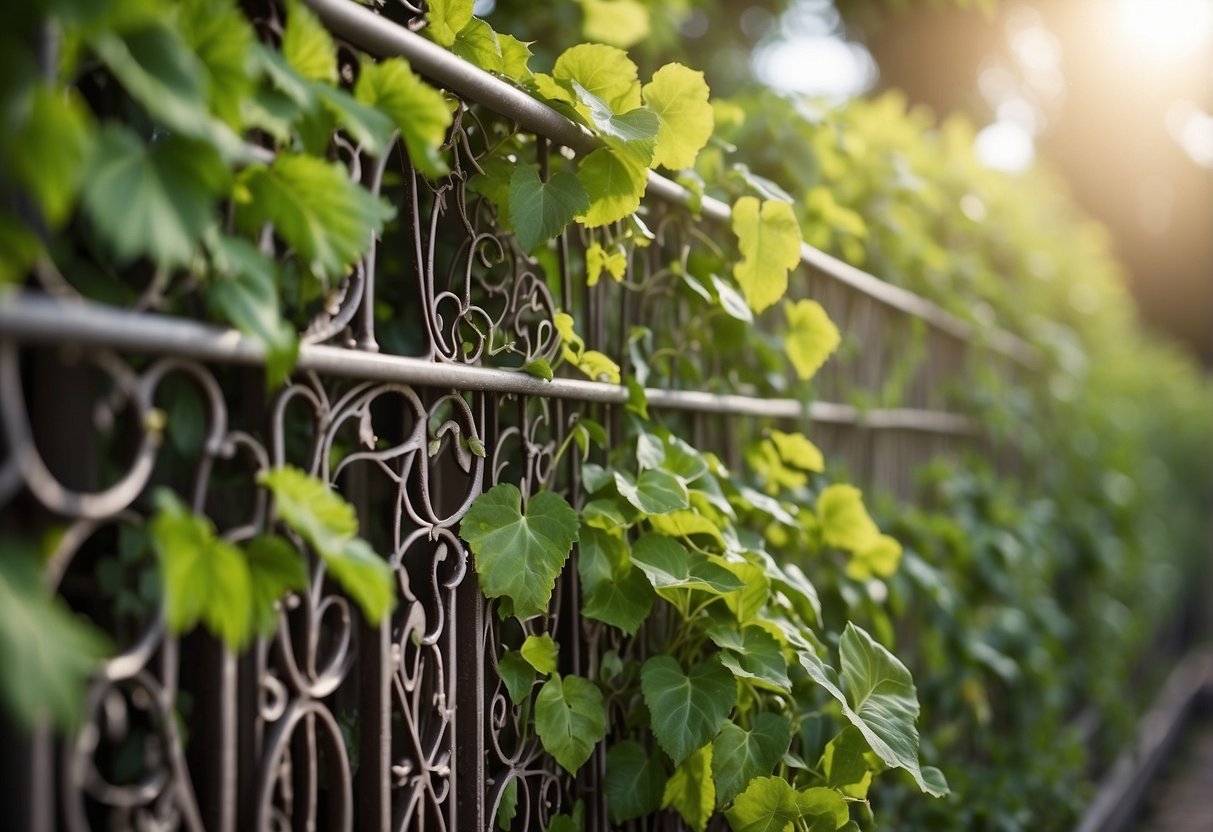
[{"xmin": 0, "ymin": 1, "xmax": 1036, "ymax": 829}]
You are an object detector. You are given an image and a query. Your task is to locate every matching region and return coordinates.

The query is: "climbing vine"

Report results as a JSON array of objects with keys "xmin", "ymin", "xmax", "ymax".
[{"xmin": 1, "ymin": 2, "xmax": 1210, "ymax": 832}]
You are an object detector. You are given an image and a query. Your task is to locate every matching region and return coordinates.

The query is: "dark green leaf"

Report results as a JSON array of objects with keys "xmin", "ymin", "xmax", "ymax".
[
  {"xmin": 508, "ymin": 163, "xmax": 589, "ymax": 252},
  {"xmin": 641, "ymin": 655, "xmax": 736, "ymax": 764},
  {"xmin": 605, "ymin": 740, "xmax": 666, "ymax": 824},
  {"xmin": 82, "ymin": 125, "xmax": 229, "ymax": 268},
  {"xmin": 710, "ymin": 625, "xmax": 791, "ymax": 692},
  {"xmin": 578, "ymin": 527, "xmax": 653, "ymax": 635},
  {"xmin": 712, "ymin": 714, "xmax": 793, "ymax": 805},
  {"xmin": 245, "ymin": 535, "xmax": 308, "ymax": 637},
  {"xmin": 461, "ymin": 484, "xmax": 579, "ymax": 620},
  {"xmin": 497, "ymin": 650, "xmax": 535, "ymax": 705},
  {"xmin": 535, "ymin": 674, "xmax": 606, "ymax": 774}
]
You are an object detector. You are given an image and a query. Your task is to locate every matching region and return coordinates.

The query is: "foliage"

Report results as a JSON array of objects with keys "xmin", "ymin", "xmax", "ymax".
[{"xmin": 1, "ymin": 2, "xmax": 1209, "ymax": 832}]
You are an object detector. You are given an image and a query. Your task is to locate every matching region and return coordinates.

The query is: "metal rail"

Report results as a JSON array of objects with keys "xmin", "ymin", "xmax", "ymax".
[
  {"xmin": 0, "ymin": 291, "xmax": 974, "ymax": 435},
  {"xmin": 304, "ymin": 0, "xmax": 1038, "ymax": 368}
]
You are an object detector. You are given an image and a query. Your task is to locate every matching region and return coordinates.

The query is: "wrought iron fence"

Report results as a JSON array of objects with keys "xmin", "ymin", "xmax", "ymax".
[{"xmin": 0, "ymin": 1, "xmax": 1035, "ymax": 829}]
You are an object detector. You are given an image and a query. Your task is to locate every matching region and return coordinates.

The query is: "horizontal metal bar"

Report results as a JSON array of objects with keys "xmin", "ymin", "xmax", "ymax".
[
  {"xmin": 1074, "ymin": 649, "xmax": 1212, "ymax": 832},
  {"xmin": 305, "ymin": 0, "xmax": 1037, "ymax": 368},
  {"xmin": 0, "ymin": 292, "xmax": 973, "ymax": 435}
]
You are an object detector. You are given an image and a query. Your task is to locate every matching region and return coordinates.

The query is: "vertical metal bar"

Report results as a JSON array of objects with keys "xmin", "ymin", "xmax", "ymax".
[{"xmin": 358, "ymin": 619, "xmax": 391, "ymax": 831}]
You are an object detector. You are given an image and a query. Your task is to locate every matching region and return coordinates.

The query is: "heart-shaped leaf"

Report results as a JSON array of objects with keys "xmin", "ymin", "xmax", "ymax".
[
  {"xmin": 461, "ymin": 484, "xmax": 579, "ymax": 620},
  {"xmin": 641, "ymin": 655, "xmax": 736, "ymax": 764},
  {"xmin": 535, "ymin": 673, "xmax": 606, "ymax": 774}
]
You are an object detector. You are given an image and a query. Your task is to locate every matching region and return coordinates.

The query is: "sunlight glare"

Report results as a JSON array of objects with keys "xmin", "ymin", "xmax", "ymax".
[{"xmin": 1117, "ymin": 0, "xmax": 1213, "ymax": 62}]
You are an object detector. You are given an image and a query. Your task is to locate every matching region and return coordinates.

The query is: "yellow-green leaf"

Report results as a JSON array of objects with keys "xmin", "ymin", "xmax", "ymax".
[
  {"xmin": 769, "ymin": 430, "xmax": 824, "ymax": 473},
  {"xmin": 586, "ymin": 242, "xmax": 628, "ymax": 286},
  {"xmin": 732, "ymin": 197, "xmax": 802, "ymax": 314},
  {"xmin": 846, "ymin": 533, "xmax": 903, "ymax": 581},
  {"xmin": 282, "ymin": 0, "xmax": 336, "ymax": 83},
  {"xmin": 576, "ymin": 146, "xmax": 649, "ymax": 227},
  {"xmin": 816, "ymin": 484, "xmax": 881, "ymax": 554},
  {"xmin": 425, "ymin": 0, "xmax": 473, "ymax": 48},
  {"xmin": 642, "ymin": 63, "xmax": 714, "ymax": 171},
  {"xmin": 663, "ymin": 744, "xmax": 715, "ymax": 832},
  {"xmin": 553, "ymin": 43, "xmax": 641, "ymax": 114},
  {"xmin": 580, "ymin": 0, "xmax": 651, "ymax": 49},
  {"xmin": 355, "ymin": 58, "xmax": 452, "ymax": 178},
  {"xmin": 784, "ymin": 299, "xmax": 841, "ymax": 381}
]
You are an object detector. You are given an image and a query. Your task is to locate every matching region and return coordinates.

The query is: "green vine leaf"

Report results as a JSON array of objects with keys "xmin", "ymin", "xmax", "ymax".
[
  {"xmin": 731, "ymin": 197, "xmax": 802, "ymax": 314},
  {"xmin": 708, "ymin": 624, "xmax": 791, "ymax": 692},
  {"xmin": 425, "ymin": 0, "xmax": 474, "ymax": 48},
  {"xmin": 578, "ymin": 526, "xmax": 654, "ymax": 635},
  {"xmin": 631, "ymin": 535, "xmax": 745, "ymax": 595},
  {"xmin": 178, "ymin": 0, "xmax": 255, "ymax": 127},
  {"xmin": 553, "ymin": 43, "xmax": 641, "ymax": 114},
  {"xmin": 711, "ymin": 714, "xmax": 793, "ymax": 806},
  {"xmin": 605, "ymin": 740, "xmax": 667, "ymax": 824},
  {"xmin": 534, "ymin": 673, "xmax": 607, "ymax": 774},
  {"xmin": 614, "ymin": 469, "xmax": 689, "ymax": 515},
  {"xmin": 784, "ymin": 299, "xmax": 841, "ymax": 381},
  {"xmin": 571, "ymin": 80, "xmax": 659, "ymax": 150},
  {"xmin": 521, "ymin": 633, "xmax": 559, "ymax": 675},
  {"xmin": 453, "ymin": 18, "xmax": 504, "ymax": 73},
  {"xmin": 580, "ymin": 0, "xmax": 651, "ymax": 49},
  {"xmin": 816, "ymin": 484, "xmax": 880, "ymax": 552},
  {"xmin": 663, "ymin": 744, "xmax": 715, "ymax": 832},
  {"xmin": 206, "ymin": 234, "xmax": 299, "ymax": 388},
  {"xmin": 508, "ymin": 163, "xmax": 590, "ymax": 252},
  {"xmin": 257, "ymin": 466, "xmax": 394, "ymax": 623},
  {"xmin": 497, "ymin": 651, "xmax": 535, "ymax": 705},
  {"xmin": 586, "ymin": 242, "xmax": 628, "ymax": 286},
  {"xmin": 642, "ymin": 63, "xmax": 714, "ymax": 171},
  {"xmin": 82, "ymin": 125, "xmax": 229, "ymax": 268},
  {"xmin": 460, "ymin": 484, "xmax": 579, "ymax": 620},
  {"xmin": 245, "ymin": 535, "xmax": 309, "ymax": 638},
  {"xmin": 796, "ymin": 623, "xmax": 948, "ymax": 797},
  {"xmin": 281, "ymin": 0, "xmax": 337, "ymax": 82},
  {"xmin": 821, "ymin": 726, "xmax": 876, "ymax": 799},
  {"xmin": 640, "ymin": 655, "xmax": 736, "ymax": 764},
  {"xmin": 575, "ymin": 146, "xmax": 650, "ymax": 228},
  {"xmin": 7, "ymin": 85, "xmax": 93, "ymax": 229},
  {"xmin": 0, "ymin": 544, "xmax": 110, "ymax": 731},
  {"xmin": 149, "ymin": 491, "xmax": 253, "ymax": 650},
  {"xmin": 89, "ymin": 24, "xmax": 250, "ymax": 162},
  {"xmin": 235, "ymin": 153, "xmax": 395, "ymax": 280},
  {"xmin": 724, "ymin": 776, "xmax": 800, "ymax": 832}
]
